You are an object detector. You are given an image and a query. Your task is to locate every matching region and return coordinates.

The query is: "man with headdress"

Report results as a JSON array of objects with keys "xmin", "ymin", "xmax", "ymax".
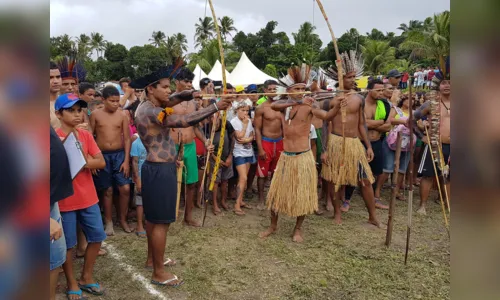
[
  {"xmin": 57, "ymin": 56, "xmax": 87, "ymax": 95},
  {"xmin": 259, "ymin": 64, "xmax": 338, "ymax": 243},
  {"xmin": 131, "ymin": 61, "xmax": 232, "ymax": 286},
  {"xmin": 413, "ymin": 71, "xmax": 451, "ymax": 215},
  {"xmin": 321, "ymin": 51, "xmax": 381, "ymax": 227}
]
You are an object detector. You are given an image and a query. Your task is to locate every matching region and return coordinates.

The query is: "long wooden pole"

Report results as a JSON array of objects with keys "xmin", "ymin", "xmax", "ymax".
[
  {"xmin": 404, "ymin": 79, "xmax": 414, "ymax": 264},
  {"xmin": 385, "ymin": 132, "xmax": 402, "ymax": 246},
  {"xmin": 314, "ymin": 0, "xmax": 347, "ymax": 192}
]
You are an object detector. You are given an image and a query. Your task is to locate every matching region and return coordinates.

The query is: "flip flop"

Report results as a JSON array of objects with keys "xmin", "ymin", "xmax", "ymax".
[
  {"xmin": 145, "ymin": 258, "xmax": 177, "ymax": 269},
  {"xmin": 241, "ymin": 203, "xmax": 253, "ymax": 209},
  {"xmin": 151, "ymin": 275, "xmax": 184, "ymax": 288},
  {"xmin": 374, "ymin": 198, "xmax": 389, "ymax": 210},
  {"xmin": 66, "ymin": 289, "xmax": 87, "ymax": 300},
  {"xmin": 78, "ymin": 283, "xmax": 105, "ymax": 296},
  {"xmin": 234, "ymin": 209, "xmax": 246, "ymax": 216},
  {"xmin": 76, "ymin": 248, "xmax": 107, "ymax": 259},
  {"xmin": 340, "ymin": 201, "xmax": 350, "ymax": 212},
  {"xmin": 136, "ymin": 231, "xmax": 147, "ymax": 237}
]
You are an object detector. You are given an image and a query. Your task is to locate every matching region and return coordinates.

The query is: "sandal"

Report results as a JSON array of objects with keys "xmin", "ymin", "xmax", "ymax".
[
  {"xmin": 136, "ymin": 231, "xmax": 147, "ymax": 237},
  {"xmin": 234, "ymin": 209, "xmax": 246, "ymax": 216},
  {"xmin": 78, "ymin": 282, "xmax": 105, "ymax": 296},
  {"xmin": 340, "ymin": 201, "xmax": 350, "ymax": 212},
  {"xmin": 66, "ymin": 289, "xmax": 87, "ymax": 300},
  {"xmin": 151, "ymin": 275, "xmax": 184, "ymax": 288},
  {"xmin": 374, "ymin": 198, "xmax": 389, "ymax": 210},
  {"xmin": 241, "ymin": 203, "xmax": 253, "ymax": 209},
  {"xmin": 145, "ymin": 258, "xmax": 177, "ymax": 270}
]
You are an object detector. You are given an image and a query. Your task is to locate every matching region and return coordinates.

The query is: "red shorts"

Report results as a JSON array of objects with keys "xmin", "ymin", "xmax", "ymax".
[{"xmin": 257, "ymin": 137, "xmax": 284, "ymax": 178}]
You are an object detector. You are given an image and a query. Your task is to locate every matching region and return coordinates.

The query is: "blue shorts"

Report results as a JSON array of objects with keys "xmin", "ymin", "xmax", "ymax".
[
  {"xmin": 61, "ymin": 204, "xmax": 106, "ymax": 250},
  {"xmin": 50, "ymin": 203, "xmax": 67, "ymax": 270},
  {"xmin": 93, "ymin": 149, "xmax": 132, "ymax": 190},
  {"xmin": 382, "ymin": 140, "xmax": 411, "ymax": 174},
  {"xmin": 233, "ymin": 155, "xmax": 256, "ymax": 167}
]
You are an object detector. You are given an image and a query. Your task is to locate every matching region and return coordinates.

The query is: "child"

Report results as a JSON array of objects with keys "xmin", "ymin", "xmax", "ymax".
[
  {"xmin": 90, "ymin": 85, "xmax": 132, "ymax": 235},
  {"xmin": 131, "ymin": 136, "xmax": 147, "ymax": 237},
  {"xmin": 210, "ymin": 114, "xmax": 235, "ymax": 215},
  {"xmin": 54, "ymin": 93, "xmax": 107, "ymax": 298},
  {"xmin": 88, "ymin": 99, "xmax": 104, "ymax": 113}
]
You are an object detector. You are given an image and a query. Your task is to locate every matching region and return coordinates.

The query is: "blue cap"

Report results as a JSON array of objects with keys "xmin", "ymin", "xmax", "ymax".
[
  {"xmin": 54, "ymin": 93, "xmax": 88, "ymax": 111},
  {"xmin": 245, "ymin": 84, "xmax": 258, "ymax": 93}
]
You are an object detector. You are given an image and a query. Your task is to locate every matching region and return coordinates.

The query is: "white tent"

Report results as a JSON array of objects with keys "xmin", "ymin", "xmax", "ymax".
[
  {"xmin": 207, "ymin": 60, "xmax": 231, "ymax": 82},
  {"xmin": 229, "ymin": 52, "xmax": 277, "ymax": 86},
  {"xmin": 192, "ymin": 64, "xmax": 208, "ymax": 90}
]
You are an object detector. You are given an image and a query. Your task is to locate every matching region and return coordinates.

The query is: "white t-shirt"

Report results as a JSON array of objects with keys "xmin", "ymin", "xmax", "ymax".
[
  {"xmin": 230, "ymin": 117, "xmax": 254, "ymax": 157},
  {"xmin": 417, "ymin": 71, "xmax": 425, "ymax": 82},
  {"xmin": 309, "ymin": 124, "xmax": 317, "ymax": 140}
]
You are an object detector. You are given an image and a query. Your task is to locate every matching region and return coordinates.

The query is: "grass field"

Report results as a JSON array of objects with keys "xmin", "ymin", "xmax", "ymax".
[{"xmin": 57, "ymin": 186, "xmax": 450, "ymax": 300}]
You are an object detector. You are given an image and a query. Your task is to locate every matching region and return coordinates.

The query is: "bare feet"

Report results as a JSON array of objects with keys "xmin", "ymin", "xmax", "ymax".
[
  {"xmin": 212, "ymin": 207, "xmax": 221, "ymax": 215},
  {"xmin": 257, "ymin": 203, "xmax": 266, "ymax": 211},
  {"xmin": 314, "ymin": 208, "xmax": 324, "ymax": 216},
  {"xmin": 120, "ymin": 221, "xmax": 134, "ymax": 233},
  {"xmin": 104, "ymin": 221, "xmax": 115, "ymax": 236},
  {"xmin": 259, "ymin": 226, "xmax": 277, "ymax": 238},
  {"xmin": 221, "ymin": 202, "xmax": 229, "ymax": 210},
  {"xmin": 333, "ymin": 213, "xmax": 342, "ymax": 225},
  {"xmin": 326, "ymin": 201, "xmax": 334, "ymax": 212},
  {"xmin": 241, "ymin": 202, "xmax": 253, "ymax": 209},
  {"xmin": 417, "ymin": 206, "xmax": 427, "ymax": 215},
  {"xmin": 367, "ymin": 217, "xmax": 382, "ymax": 228},
  {"xmin": 292, "ymin": 228, "xmax": 304, "ymax": 243},
  {"xmin": 76, "ymin": 248, "xmax": 107, "ymax": 258},
  {"xmin": 183, "ymin": 219, "xmax": 202, "ymax": 227},
  {"xmin": 234, "ymin": 209, "xmax": 246, "ymax": 216},
  {"xmin": 375, "ymin": 198, "xmax": 389, "ymax": 210}
]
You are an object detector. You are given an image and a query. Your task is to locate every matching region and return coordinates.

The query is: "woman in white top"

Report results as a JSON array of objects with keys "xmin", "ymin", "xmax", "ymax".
[{"xmin": 230, "ymin": 100, "xmax": 256, "ymax": 216}]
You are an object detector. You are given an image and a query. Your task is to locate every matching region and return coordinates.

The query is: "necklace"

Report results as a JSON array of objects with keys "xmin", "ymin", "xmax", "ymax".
[{"xmin": 441, "ymin": 100, "xmax": 450, "ymax": 114}]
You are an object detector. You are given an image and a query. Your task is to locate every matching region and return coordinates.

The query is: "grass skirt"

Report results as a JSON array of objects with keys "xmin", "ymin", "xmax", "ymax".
[
  {"xmin": 321, "ymin": 134, "xmax": 375, "ymax": 189},
  {"xmin": 266, "ymin": 150, "xmax": 318, "ymax": 217}
]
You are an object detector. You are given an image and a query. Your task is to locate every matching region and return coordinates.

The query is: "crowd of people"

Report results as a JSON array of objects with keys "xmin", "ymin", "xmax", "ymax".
[{"xmin": 49, "ymin": 53, "xmax": 451, "ymax": 298}]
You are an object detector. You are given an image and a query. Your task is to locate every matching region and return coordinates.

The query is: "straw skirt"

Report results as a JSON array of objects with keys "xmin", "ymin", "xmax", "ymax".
[
  {"xmin": 321, "ymin": 134, "xmax": 375, "ymax": 187},
  {"xmin": 266, "ymin": 150, "xmax": 318, "ymax": 217}
]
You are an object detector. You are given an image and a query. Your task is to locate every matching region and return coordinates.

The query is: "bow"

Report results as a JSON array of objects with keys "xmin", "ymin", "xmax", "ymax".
[{"xmin": 314, "ymin": 0, "xmax": 347, "ymax": 191}]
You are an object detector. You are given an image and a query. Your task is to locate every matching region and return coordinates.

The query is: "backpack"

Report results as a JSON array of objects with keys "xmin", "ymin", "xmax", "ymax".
[{"xmin": 386, "ymin": 107, "xmax": 415, "ymax": 152}]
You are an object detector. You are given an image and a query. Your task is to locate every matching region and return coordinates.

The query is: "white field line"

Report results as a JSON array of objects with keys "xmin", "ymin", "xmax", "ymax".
[{"xmin": 102, "ymin": 241, "xmax": 170, "ymax": 300}]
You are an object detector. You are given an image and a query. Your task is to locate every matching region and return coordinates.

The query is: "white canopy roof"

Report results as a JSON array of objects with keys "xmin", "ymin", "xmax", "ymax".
[
  {"xmin": 192, "ymin": 64, "xmax": 208, "ymax": 90},
  {"xmin": 207, "ymin": 60, "xmax": 231, "ymax": 82},
  {"xmin": 229, "ymin": 52, "xmax": 277, "ymax": 86}
]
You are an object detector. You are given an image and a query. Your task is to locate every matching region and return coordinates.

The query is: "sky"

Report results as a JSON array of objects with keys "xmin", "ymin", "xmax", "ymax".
[{"xmin": 50, "ymin": 0, "xmax": 450, "ymax": 52}]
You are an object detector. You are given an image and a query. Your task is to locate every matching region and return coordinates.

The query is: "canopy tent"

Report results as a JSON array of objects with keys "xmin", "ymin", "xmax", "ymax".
[
  {"xmin": 229, "ymin": 52, "xmax": 277, "ymax": 86},
  {"xmin": 192, "ymin": 64, "xmax": 208, "ymax": 90},
  {"xmin": 207, "ymin": 60, "xmax": 232, "ymax": 83},
  {"xmin": 355, "ymin": 76, "xmax": 369, "ymax": 89}
]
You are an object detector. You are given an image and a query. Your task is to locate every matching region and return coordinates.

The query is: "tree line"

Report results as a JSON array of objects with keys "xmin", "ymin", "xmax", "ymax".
[{"xmin": 50, "ymin": 11, "xmax": 449, "ymax": 83}]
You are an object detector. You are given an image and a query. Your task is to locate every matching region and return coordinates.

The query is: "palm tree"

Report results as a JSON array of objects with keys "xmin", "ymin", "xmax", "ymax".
[
  {"xmin": 194, "ymin": 17, "xmax": 215, "ymax": 48},
  {"xmin": 400, "ymin": 11, "xmax": 450, "ymax": 73},
  {"xmin": 292, "ymin": 22, "xmax": 318, "ymax": 45},
  {"xmin": 187, "ymin": 39, "xmax": 220, "ymax": 71},
  {"xmin": 149, "ymin": 31, "xmax": 167, "ymax": 48},
  {"xmin": 218, "ymin": 16, "xmax": 237, "ymax": 41},
  {"xmin": 58, "ymin": 34, "xmax": 75, "ymax": 57},
  {"xmin": 75, "ymin": 34, "xmax": 91, "ymax": 59},
  {"xmin": 174, "ymin": 33, "xmax": 188, "ymax": 54},
  {"xmin": 398, "ymin": 20, "xmax": 423, "ymax": 34},
  {"xmin": 90, "ymin": 32, "xmax": 106, "ymax": 58},
  {"xmin": 361, "ymin": 39, "xmax": 396, "ymax": 75}
]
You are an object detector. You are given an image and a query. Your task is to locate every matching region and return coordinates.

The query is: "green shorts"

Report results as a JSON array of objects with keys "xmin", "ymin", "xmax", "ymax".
[
  {"xmin": 176, "ymin": 141, "xmax": 199, "ymax": 184},
  {"xmin": 416, "ymin": 138, "xmax": 423, "ymax": 147},
  {"xmin": 315, "ymin": 128, "xmax": 323, "ymax": 161}
]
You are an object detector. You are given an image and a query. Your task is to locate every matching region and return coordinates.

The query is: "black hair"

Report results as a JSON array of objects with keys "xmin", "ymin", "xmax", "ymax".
[
  {"xmin": 176, "ymin": 68, "xmax": 195, "ymax": 81},
  {"xmin": 263, "ymin": 80, "xmax": 278, "ymax": 89},
  {"xmin": 200, "ymin": 77, "xmax": 212, "ymax": 89},
  {"xmin": 50, "ymin": 61, "xmax": 58, "ymax": 70},
  {"xmin": 102, "ymin": 86, "xmax": 120, "ymax": 99},
  {"xmin": 88, "ymin": 99, "xmax": 103, "ymax": 110},
  {"xmin": 119, "ymin": 77, "xmax": 131, "ymax": 88},
  {"xmin": 225, "ymin": 83, "xmax": 234, "ymax": 90},
  {"xmin": 125, "ymin": 100, "xmax": 141, "ymax": 124},
  {"xmin": 79, "ymin": 82, "xmax": 95, "ymax": 95},
  {"xmin": 367, "ymin": 79, "xmax": 384, "ymax": 90}
]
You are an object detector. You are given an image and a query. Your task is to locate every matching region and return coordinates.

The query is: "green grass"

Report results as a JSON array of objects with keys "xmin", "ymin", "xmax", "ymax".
[{"xmin": 57, "ymin": 187, "xmax": 450, "ymax": 300}]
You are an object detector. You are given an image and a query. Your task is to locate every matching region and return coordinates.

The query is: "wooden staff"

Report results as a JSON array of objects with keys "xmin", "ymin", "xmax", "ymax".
[
  {"xmin": 200, "ymin": 88, "xmax": 385, "ymax": 99},
  {"xmin": 437, "ymin": 141, "xmax": 451, "ymax": 212},
  {"xmin": 385, "ymin": 132, "xmax": 402, "ymax": 246},
  {"xmin": 315, "ymin": 0, "xmax": 346, "ymax": 192},
  {"xmin": 404, "ymin": 80, "xmax": 414, "ymax": 265},
  {"xmin": 176, "ymin": 136, "xmax": 185, "ymax": 220}
]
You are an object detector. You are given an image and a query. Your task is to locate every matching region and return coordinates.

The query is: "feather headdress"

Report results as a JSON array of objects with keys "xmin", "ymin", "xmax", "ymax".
[
  {"xmin": 324, "ymin": 50, "xmax": 364, "ymax": 81},
  {"xmin": 431, "ymin": 61, "xmax": 450, "ymax": 91},
  {"xmin": 57, "ymin": 56, "xmax": 86, "ymax": 82},
  {"xmin": 130, "ymin": 57, "xmax": 185, "ymax": 89},
  {"xmin": 278, "ymin": 64, "xmax": 313, "ymax": 89}
]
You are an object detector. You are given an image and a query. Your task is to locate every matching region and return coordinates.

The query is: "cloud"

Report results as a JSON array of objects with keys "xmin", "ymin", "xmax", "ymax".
[{"xmin": 50, "ymin": 0, "xmax": 450, "ymax": 52}]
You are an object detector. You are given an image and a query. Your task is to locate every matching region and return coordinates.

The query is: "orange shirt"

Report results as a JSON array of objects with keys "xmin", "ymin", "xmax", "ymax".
[{"xmin": 55, "ymin": 128, "xmax": 101, "ymax": 212}]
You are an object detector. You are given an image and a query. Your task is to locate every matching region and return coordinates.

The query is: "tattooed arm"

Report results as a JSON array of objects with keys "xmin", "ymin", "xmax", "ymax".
[
  {"xmin": 270, "ymin": 98, "xmax": 302, "ymax": 111},
  {"xmin": 412, "ymin": 101, "xmax": 431, "ymax": 139},
  {"xmin": 166, "ymin": 90, "xmax": 203, "ymax": 108}
]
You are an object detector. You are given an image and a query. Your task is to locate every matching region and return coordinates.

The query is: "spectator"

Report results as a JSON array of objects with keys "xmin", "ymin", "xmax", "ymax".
[
  {"xmin": 131, "ymin": 135, "xmax": 147, "ymax": 237},
  {"xmin": 54, "ymin": 93, "xmax": 107, "ymax": 298},
  {"xmin": 230, "ymin": 99, "xmax": 256, "ymax": 216},
  {"xmin": 50, "ymin": 61, "xmax": 62, "ymax": 129},
  {"xmin": 401, "ymin": 71, "xmax": 409, "ymax": 89}
]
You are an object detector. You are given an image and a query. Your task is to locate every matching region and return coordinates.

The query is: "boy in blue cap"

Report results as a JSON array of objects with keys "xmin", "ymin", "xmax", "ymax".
[{"xmin": 54, "ymin": 93, "xmax": 107, "ymax": 299}]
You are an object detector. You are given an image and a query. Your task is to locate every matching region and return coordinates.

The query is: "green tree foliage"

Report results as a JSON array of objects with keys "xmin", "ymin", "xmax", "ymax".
[
  {"xmin": 219, "ymin": 16, "xmax": 237, "ymax": 42},
  {"xmin": 195, "ymin": 17, "xmax": 215, "ymax": 48},
  {"xmin": 263, "ymin": 64, "xmax": 277, "ymax": 78},
  {"xmin": 361, "ymin": 39, "xmax": 396, "ymax": 75},
  {"xmin": 149, "ymin": 31, "xmax": 167, "ymax": 47}
]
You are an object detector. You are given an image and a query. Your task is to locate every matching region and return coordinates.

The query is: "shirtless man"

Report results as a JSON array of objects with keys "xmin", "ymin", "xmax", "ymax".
[
  {"xmin": 170, "ymin": 68, "xmax": 213, "ymax": 227},
  {"xmin": 259, "ymin": 65, "xmax": 338, "ymax": 242},
  {"xmin": 50, "ymin": 61, "xmax": 62, "ymax": 129},
  {"xmin": 322, "ymin": 53, "xmax": 380, "ymax": 226},
  {"xmin": 132, "ymin": 67, "xmax": 232, "ymax": 287},
  {"xmin": 414, "ymin": 78, "xmax": 451, "ymax": 215},
  {"xmin": 90, "ymin": 86, "xmax": 132, "ymax": 234},
  {"xmin": 364, "ymin": 79, "xmax": 391, "ymax": 209},
  {"xmin": 254, "ymin": 80, "xmax": 281, "ymax": 210}
]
